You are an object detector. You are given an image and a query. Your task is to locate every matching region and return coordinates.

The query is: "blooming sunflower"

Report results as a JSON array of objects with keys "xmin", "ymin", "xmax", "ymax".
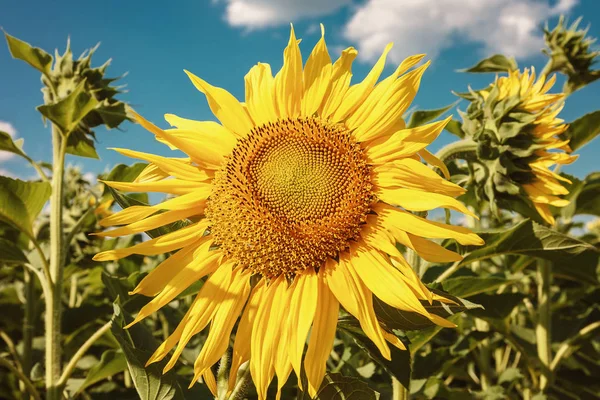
[
  {"xmin": 478, "ymin": 68, "xmax": 577, "ymax": 224},
  {"xmin": 94, "ymin": 25, "xmax": 483, "ymax": 398}
]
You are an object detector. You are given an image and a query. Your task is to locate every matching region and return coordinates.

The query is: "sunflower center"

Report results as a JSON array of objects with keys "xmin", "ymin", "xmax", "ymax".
[{"xmin": 206, "ymin": 117, "xmax": 373, "ymax": 278}]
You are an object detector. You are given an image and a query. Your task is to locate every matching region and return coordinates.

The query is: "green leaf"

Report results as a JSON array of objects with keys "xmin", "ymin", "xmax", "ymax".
[
  {"xmin": 442, "ymin": 275, "xmax": 514, "ymax": 297},
  {"xmin": 467, "ymin": 293, "xmax": 525, "ymax": 320},
  {"xmin": 407, "ymin": 102, "xmax": 456, "ymax": 128},
  {"xmin": 75, "ymin": 350, "xmax": 127, "ymax": 394},
  {"xmin": 460, "ymin": 55, "xmax": 518, "ymax": 73},
  {"xmin": 0, "ymin": 131, "xmax": 28, "ymax": 160},
  {"xmin": 0, "ymin": 238, "xmax": 28, "ymax": 264},
  {"xmin": 37, "ymin": 79, "xmax": 99, "ymax": 135},
  {"xmin": 444, "ymin": 120, "xmax": 465, "ymax": 138},
  {"xmin": 497, "ymin": 367, "xmax": 524, "ymax": 385},
  {"xmin": 111, "ymin": 302, "xmax": 185, "ymax": 400},
  {"xmin": 104, "ymin": 163, "xmax": 148, "ymax": 185},
  {"xmin": 338, "ymin": 318, "xmax": 410, "ymax": 390},
  {"xmin": 373, "ymin": 289, "xmax": 483, "ymax": 332},
  {"xmin": 65, "ymin": 129, "xmax": 99, "ymax": 159},
  {"xmin": 298, "ymin": 373, "xmax": 380, "ymax": 400},
  {"xmin": 460, "ymin": 219, "xmax": 597, "ymax": 267},
  {"xmin": 4, "ymin": 32, "xmax": 53, "ymax": 74},
  {"xmin": 553, "ymin": 251, "xmax": 599, "ymax": 285},
  {"xmin": 564, "ymin": 172, "xmax": 600, "ymax": 218},
  {"xmin": 563, "ymin": 110, "xmax": 600, "ymax": 151},
  {"xmin": 0, "ymin": 177, "xmax": 51, "ymax": 236}
]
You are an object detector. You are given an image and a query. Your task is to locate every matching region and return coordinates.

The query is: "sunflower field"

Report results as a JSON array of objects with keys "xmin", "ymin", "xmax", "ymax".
[{"xmin": 1, "ymin": 14, "xmax": 599, "ymax": 400}]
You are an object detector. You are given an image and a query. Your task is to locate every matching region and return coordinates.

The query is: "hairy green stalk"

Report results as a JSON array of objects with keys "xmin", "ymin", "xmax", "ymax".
[
  {"xmin": 536, "ymin": 260, "xmax": 552, "ymax": 391},
  {"xmin": 45, "ymin": 125, "xmax": 67, "ymax": 400}
]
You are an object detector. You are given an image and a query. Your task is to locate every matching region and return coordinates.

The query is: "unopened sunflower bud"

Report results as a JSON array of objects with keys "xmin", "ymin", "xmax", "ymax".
[
  {"xmin": 460, "ymin": 68, "xmax": 577, "ymax": 224},
  {"xmin": 543, "ymin": 16, "xmax": 600, "ymax": 93}
]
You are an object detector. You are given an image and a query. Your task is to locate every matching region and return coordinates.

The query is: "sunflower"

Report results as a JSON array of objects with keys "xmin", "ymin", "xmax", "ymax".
[
  {"xmin": 94, "ymin": 25, "xmax": 483, "ymax": 398},
  {"xmin": 478, "ymin": 68, "xmax": 577, "ymax": 224}
]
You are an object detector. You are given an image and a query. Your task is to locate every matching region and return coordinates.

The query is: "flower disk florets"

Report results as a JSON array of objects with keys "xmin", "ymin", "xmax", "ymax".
[{"xmin": 206, "ymin": 117, "xmax": 374, "ymax": 278}]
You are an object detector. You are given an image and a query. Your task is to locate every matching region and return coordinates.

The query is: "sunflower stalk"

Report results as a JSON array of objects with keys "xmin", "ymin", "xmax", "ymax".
[
  {"xmin": 45, "ymin": 125, "xmax": 67, "ymax": 400},
  {"xmin": 536, "ymin": 259, "xmax": 552, "ymax": 391}
]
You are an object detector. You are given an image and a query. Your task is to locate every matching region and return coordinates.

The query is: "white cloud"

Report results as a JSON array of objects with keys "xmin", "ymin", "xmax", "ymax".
[
  {"xmin": 343, "ymin": 0, "xmax": 578, "ymax": 63},
  {"xmin": 0, "ymin": 121, "xmax": 18, "ymax": 162},
  {"xmin": 220, "ymin": 0, "xmax": 350, "ymax": 29},
  {"xmin": 83, "ymin": 171, "xmax": 97, "ymax": 185}
]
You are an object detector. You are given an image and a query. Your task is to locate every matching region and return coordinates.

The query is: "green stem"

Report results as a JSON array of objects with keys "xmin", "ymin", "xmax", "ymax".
[
  {"xmin": 27, "ymin": 157, "xmax": 50, "ymax": 183},
  {"xmin": 45, "ymin": 125, "xmax": 67, "ymax": 400},
  {"xmin": 392, "ymin": 378, "xmax": 409, "ymax": 400},
  {"xmin": 57, "ymin": 320, "xmax": 112, "ymax": 388},
  {"xmin": 0, "ymin": 357, "xmax": 42, "ymax": 400},
  {"xmin": 435, "ymin": 139, "xmax": 478, "ymax": 164},
  {"xmin": 536, "ymin": 260, "xmax": 552, "ymax": 392},
  {"xmin": 228, "ymin": 361, "xmax": 249, "ymax": 400},
  {"xmin": 22, "ymin": 269, "xmax": 35, "ymax": 377}
]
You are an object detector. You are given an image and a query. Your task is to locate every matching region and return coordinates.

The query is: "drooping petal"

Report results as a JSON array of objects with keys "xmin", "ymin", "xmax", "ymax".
[
  {"xmin": 124, "ymin": 241, "xmax": 221, "ymax": 328},
  {"xmin": 304, "ymin": 270, "xmax": 339, "ymax": 398},
  {"xmin": 377, "ymin": 187, "xmax": 477, "ymax": 217},
  {"xmin": 324, "ymin": 257, "xmax": 391, "ymax": 360},
  {"xmin": 288, "ymin": 268, "xmax": 318, "ymax": 385},
  {"xmin": 191, "ymin": 268, "xmax": 251, "ymax": 383},
  {"xmin": 374, "ymin": 202, "xmax": 484, "ymax": 246}
]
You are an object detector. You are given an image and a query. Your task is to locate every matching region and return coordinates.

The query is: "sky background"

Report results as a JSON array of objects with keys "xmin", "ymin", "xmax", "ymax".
[{"xmin": 1, "ymin": 0, "xmax": 599, "ymax": 183}]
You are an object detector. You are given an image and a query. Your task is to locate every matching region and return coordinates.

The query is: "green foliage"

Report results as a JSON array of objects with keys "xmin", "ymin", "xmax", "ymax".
[
  {"xmin": 0, "ymin": 177, "xmax": 51, "ymax": 236},
  {"xmin": 460, "ymin": 54, "xmax": 518, "ymax": 73},
  {"xmin": 407, "ymin": 102, "xmax": 456, "ymax": 128},
  {"xmin": 4, "ymin": 32, "xmax": 52, "ymax": 74},
  {"xmin": 0, "ymin": 130, "xmax": 27, "ymax": 159},
  {"xmin": 562, "ymin": 110, "xmax": 600, "ymax": 151}
]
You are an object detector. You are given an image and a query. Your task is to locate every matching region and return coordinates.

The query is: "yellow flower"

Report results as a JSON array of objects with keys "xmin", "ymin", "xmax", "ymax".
[
  {"xmin": 481, "ymin": 68, "xmax": 577, "ymax": 224},
  {"xmin": 94, "ymin": 25, "xmax": 482, "ymax": 398}
]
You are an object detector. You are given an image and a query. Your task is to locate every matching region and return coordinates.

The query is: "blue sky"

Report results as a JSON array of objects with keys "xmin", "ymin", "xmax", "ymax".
[{"xmin": 1, "ymin": 0, "xmax": 599, "ymax": 181}]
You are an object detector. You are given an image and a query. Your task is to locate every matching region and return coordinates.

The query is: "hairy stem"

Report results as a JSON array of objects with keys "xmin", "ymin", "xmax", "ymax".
[
  {"xmin": 435, "ymin": 139, "xmax": 478, "ymax": 164},
  {"xmin": 45, "ymin": 125, "xmax": 67, "ymax": 400},
  {"xmin": 536, "ymin": 259, "xmax": 552, "ymax": 392},
  {"xmin": 57, "ymin": 320, "xmax": 112, "ymax": 388}
]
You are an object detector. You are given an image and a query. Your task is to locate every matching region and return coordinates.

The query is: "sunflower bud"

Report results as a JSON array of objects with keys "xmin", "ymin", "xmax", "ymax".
[
  {"xmin": 41, "ymin": 39, "xmax": 129, "ymax": 136},
  {"xmin": 459, "ymin": 68, "xmax": 577, "ymax": 224},
  {"xmin": 543, "ymin": 16, "xmax": 600, "ymax": 93}
]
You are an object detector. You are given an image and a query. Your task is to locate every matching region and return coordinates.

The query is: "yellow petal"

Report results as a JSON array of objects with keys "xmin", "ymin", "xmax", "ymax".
[
  {"xmin": 93, "ymin": 221, "xmax": 207, "ymax": 261},
  {"xmin": 250, "ymin": 278, "xmax": 285, "ymax": 400},
  {"xmin": 162, "ymin": 261, "xmax": 236, "ymax": 372},
  {"xmin": 320, "ymin": 47, "xmax": 358, "ymax": 118},
  {"xmin": 201, "ymin": 369, "xmax": 217, "ymax": 396},
  {"xmin": 274, "ymin": 24, "xmax": 303, "ymax": 118},
  {"xmin": 419, "ymin": 149, "xmax": 451, "ymax": 179},
  {"xmin": 372, "ymin": 158, "xmax": 465, "ymax": 197},
  {"xmin": 374, "ymin": 202, "xmax": 484, "ymax": 246},
  {"xmin": 352, "ymin": 62, "xmax": 430, "ymax": 142},
  {"xmin": 245, "ymin": 63, "xmax": 278, "ymax": 125},
  {"xmin": 134, "ymin": 163, "xmax": 170, "ymax": 183},
  {"xmin": 392, "ymin": 229, "xmax": 463, "ymax": 263},
  {"xmin": 95, "ymin": 207, "xmax": 206, "ymax": 237},
  {"xmin": 348, "ymin": 244, "xmax": 431, "ymax": 316},
  {"xmin": 377, "ymin": 187, "xmax": 476, "ymax": 217},
  {"xmin": 100, "ymin": 179, "xmax": 206, "ymax": 196},
  {"xmin": 191, "ymin": 268, "xmax": 251, "ymax": 382},
  {"xmin": 288, "ymin": 268, "xmax": 318, "ymax": 384},
  {"xmin": 332, "ymin": 43, "xmax": 393, "ymax": 122},
  {"xmin": 366, "ymin": 117, "xmax": 451, "ymax": 164},
  {"xmin": 111, "ymin": 147, "xmax": 212, "ymax": 182},
  {"xmin": 130, "ymin": 242, "xmax": 201, "ymax": 296},
  {"xmin": 228, "ymin": 280, "xmax": 265, "ymax": 392},
  {"xmin": 125, "ymin": 242, "xmax": 220, "ymax": 328},
  {"xmin": 304, "ymin": 271, "xmax": 339, "ymax": 398},
  {"xmin": 533, "ymin": 202, "xmax": 555, "ymax": 225},
  {"xmin": 183, "ymin": 70, "xmax": 254, "ymax": 137},
  {"xmin": 99, "ymin": 206, "xmax": 157, "ymax": 227},
  {"xmin": 302, "ymin": 24, "xmax": 332, "ymax": 117},
  {"xmin": 164, "ymin": 113, "xmax": 239, "ymax": 141},
  {"xmin": 324, "ymin": 257, "xmax": 390, "ymax": 360}
]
